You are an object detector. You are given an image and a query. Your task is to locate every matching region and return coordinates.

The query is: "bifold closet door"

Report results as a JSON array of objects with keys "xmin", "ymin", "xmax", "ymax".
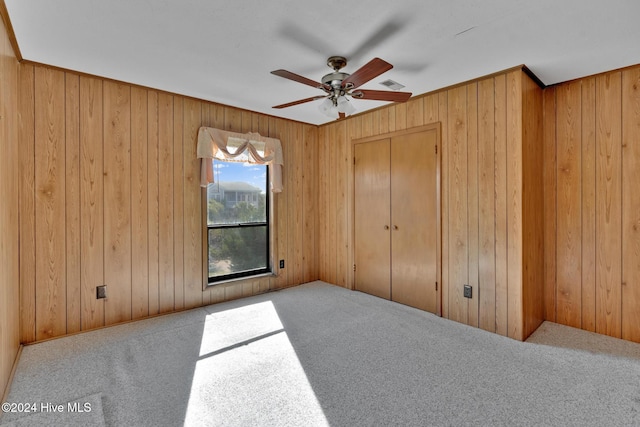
[
  {"xmin": 354, "ymin": 138, "xmax": 391, "ymax": 299},
  {"xmin": 390, "ymin": 130, "xmax": 438, "ymax": 313}
]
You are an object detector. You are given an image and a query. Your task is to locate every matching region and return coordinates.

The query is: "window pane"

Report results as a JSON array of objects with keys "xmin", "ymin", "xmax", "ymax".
[
  {"xmin": 208, "ymin": 226, "xmax": 268, "ymax": 278},
  {"xmin": 207, "ymin": 162, "xmax": 267, "ymax": 225}
]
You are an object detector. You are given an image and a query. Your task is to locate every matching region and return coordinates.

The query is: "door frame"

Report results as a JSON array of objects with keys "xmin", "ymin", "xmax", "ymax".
[{"xmin": 350, "ymin": 122, "xmax": 442, "ymax": 316}]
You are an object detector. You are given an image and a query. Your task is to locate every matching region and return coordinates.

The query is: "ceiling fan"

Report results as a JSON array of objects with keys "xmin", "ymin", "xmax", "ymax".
[{"xmin": 270, "ymin": 56, "xmax": 412, "ymax": 119}]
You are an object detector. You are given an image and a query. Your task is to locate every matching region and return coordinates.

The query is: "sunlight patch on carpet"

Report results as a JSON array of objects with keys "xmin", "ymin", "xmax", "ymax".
[{"xmin": 184, "ymin": 301, "xmax": 329, "ymax": 426}]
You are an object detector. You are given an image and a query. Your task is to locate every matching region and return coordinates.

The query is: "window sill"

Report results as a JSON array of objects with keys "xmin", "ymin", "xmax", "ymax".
[{"xmin": 205, "ymin": 271, "xmax": 276, "ymax": 288}]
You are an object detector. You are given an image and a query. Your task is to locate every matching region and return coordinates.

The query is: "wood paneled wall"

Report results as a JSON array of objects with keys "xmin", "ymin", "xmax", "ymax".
[
  {"xmin": 0, "ymin": 13, "xmax": 20, "ymax": 398},
  {"xmin": 544, "ymin": 65, "xmax": 640, "ymax": 343},
  {"xmin": 12, "ymin": 53, "xmax": 640, "ymax": 350},
  {"xmin": 521, "ymin": 74, "xmax": 545, "ymax": 339},
  {"xmin": 318, "ymin": 68, "xmax": 544, "ymax": 340},
  {"xmin": 18, "ymin": 64, "xmax": 318, "ymax": 343}
]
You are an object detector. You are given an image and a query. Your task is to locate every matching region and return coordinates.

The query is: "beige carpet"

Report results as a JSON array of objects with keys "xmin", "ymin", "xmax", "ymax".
[{"xmin": 2, "ymin": 281, "xmax": 640, "ymax": 426}]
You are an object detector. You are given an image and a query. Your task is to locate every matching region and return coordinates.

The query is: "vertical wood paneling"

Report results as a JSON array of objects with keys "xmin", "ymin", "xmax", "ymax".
[
  {"xmin": 158, "ymin": 93, "xmax": 174, "ymax": 312},
  {"xmin": 34, "ymin": 66, "xmax": 67, "ymax": 340},
  {"xmin": 360, "ymin": 111, "xmax": 373, "ymax": 138},
  {"xmin": 556, "ymin": 80, "xmax": 582, "ymax": 328},
  {"xmin": 439, "ymin": 91, "xmax": 449, "ymax": 318},
  {"xmin": 303, "ymin": 125, "xmax": 318, "ymax": 283},
  {"xmin": 224, "ymin": 107, "xmax": 242, "ymax": 132},
  {"xmin": 621, "ymin": 67, "xmax": 640, "ymax": 342},
  {"xmin": 284, "ymin": 121, "xmax": 295, "ymax": 286},
  {"xmin": 350, "ymin": 116, "xmax": 364, "ymax": 143},
  {"xmin": 79, "ymin": 76, "xmax": 105, "ymax": 330},
  {"xmin": 543, "ymin": 87, "xmax": 557, "ymax": 323},
  {"xmin": 296, "ymin": 124, "xmax": 307, "ymax": 286},
  {"xmin": 241, "ymin": 111, "xmax": 252, "ymax": 133},
  {"xmin": 388, "ymin": 106, "xmax": 397, "ymax": 133},
  {"xmin": 407, "ymin": 98, "xmax": 424, "ymax": 128},
  {"xmin": 521, "ymin": 75, "xmax": 544, "ymax": 338},
  {"xmin": 595, "ymin": 72, "xmax": 622, "ymax": 338},
  {"xmin": 327, "ymin": 123, "xmax": 337, "ymax": 284},
  {"xmin": 291, "ymin": 123, "xmax": 304, "ymax": 286},
  {"xmin": 317, "ymin": 126, "xmax": 327, "ymax": 283},
  {"xmin": 447, "ymin": 85, "xmax": 469, "ymax": 324},
  {"xmin": 256, "ymin": 113, "xmax": 272, "ymax": 296},
  {"xmin": 65, "ymin": 74, "xmax": 81, "ymax": 334},
  {"xmin": 376, "ymin": 108, "xmax": 388, "ymax": 135},
  {"xmin": 280, "ymin": 119, "xmax": 291, "ymax": 288},
  {"xmin": 173, "ymin": 97, "xmax": 184, "ymax": 310},
  {"xmin": 546, "ymin": 64, "xmax": 640, "ymax": 344},
  {"xmin": 467, "ymin": 83, "xmax": 479, "ymax": 328},
  {"xmin": 478, "ymin": 79, "xmax": 496, "ymax": 332},
  {"xmin": 209, "ymin": 103, "xmax": 225, "ymax": 128},
  {"xmin": 103, "ymin": 81, "xmax": 132, "ymax": 324},
  {"xmin": 282, "ymin": 120, "xmax": 294, "ymax": 286},
  {"xmin": 581, "ymin": 77, "xmax": 597, "ymax": 332},
  {"xmin": 423, "ymin": 94, "xmax": 439, "ymax": 124},
  {"xmin": 19, "ymin": 60, "xmax": 640, "ymax": 348},
  {"xmin": 346, "ymin": 117, "xmax": 361, "ymax": 289},
  {"xmin": 19, "ymin": 66, "xmax": 318, "ymax": 343},
  {"xmin": 18, "ymin": 64, "xmax": 36, "ymax": 343},
  {"xmin": 131, "ymin": 86, "xmax": 149, "ymax": 319},
  {"xmin": 319, "ymin": 70, "xmax": 543, "ymax": 340},
  {"xmin": 183, "ymin": 98, "xmax": 203, "ymax": 309},
  {"xmin": 13, "ymin": 66, "xmax": 557, "ymax": 346},
  {"xmin": 147, "ymin": 91, "xmax": 160, "ymax": 315},
  {"xmin": 270, "ymin": 118, "xmax": 288, "ymax": 289},
  {"xmin": 494, "ymin": 74, "xmax": 508, "ymax": 337},
  {"xmin": 394, "ymin": 102, "xmax": 407, "ymax": 131},
  {"xmin": 335, "ymin": 121, "xmax": 347, "ymax": 287},
  {"xmin": 506, "ymin": 71, "xmax": 523, "ymax": 340}
]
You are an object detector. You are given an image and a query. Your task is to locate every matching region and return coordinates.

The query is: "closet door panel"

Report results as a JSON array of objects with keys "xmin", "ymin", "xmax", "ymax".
[
  {"xmin": 354, "ymin": 139, "xmax": 391, "ymax": 299},
  {"xmin": 390, "ymin": 130, "xmax": 438, "ymax": 312}
]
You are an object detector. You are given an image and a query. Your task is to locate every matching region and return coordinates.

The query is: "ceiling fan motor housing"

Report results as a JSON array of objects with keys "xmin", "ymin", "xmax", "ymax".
[
  {"xmin": 326, "ymin": 56, "xmax": 347, "ymax": 71},
  {"xmin": 321, "ymin": 71, "xmax": 350, "ymax": 90}
]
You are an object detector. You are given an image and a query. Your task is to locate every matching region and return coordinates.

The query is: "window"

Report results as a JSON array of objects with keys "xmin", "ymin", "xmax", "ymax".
[{"xmin": 206, "ymin": 161, "xmax": 270, "ymax": 283}]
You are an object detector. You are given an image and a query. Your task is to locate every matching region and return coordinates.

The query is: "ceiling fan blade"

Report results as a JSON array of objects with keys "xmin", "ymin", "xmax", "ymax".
[
  {"xmin": 273, "ymin": 96, "xmax": 327, "ymax": 109},
  {"xmin": 279, "ymin": 21, "xmax": 331, "ymax": 58},
  {"xmin": 347, "ymin": 18, "xmax": 405, "ymax": 63},
  {"xmin": 271, "ymin": 69, "xmax": 328, "ymax": 90},
  {"xmin": 341, "ymin": 58, "xmax": 393, "ymax": 90},
  {"xmin": 351, "ymin": 89, "xmax": 412, "ymax": 102}
]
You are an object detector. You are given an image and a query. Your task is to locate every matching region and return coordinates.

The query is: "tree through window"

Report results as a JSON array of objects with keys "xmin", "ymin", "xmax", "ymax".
[{"xmin": 207, "ymin": 161, "xmax": 270, "ymax": 283}]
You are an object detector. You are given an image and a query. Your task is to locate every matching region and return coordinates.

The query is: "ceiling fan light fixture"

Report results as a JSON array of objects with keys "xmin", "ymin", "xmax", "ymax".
[
  {"xmin": 336, "ymin": 95, "xmax": 356, "ymax": 115},
  {"xmin": 318, "ymin": 95, "xmax": 355, "ymax": 118},
  {"xmin": 318, "ymin": 97, "xmax": 337, "ymax": 117}
]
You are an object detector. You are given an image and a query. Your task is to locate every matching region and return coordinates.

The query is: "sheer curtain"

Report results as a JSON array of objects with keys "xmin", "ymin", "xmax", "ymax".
[{"xmin": 196, "ymin": 127, "xmax": 284, "ymax": 192}]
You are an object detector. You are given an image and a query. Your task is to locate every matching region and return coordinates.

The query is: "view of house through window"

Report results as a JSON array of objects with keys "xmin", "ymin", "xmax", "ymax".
[{"xmin": 207, "ymin": 161, "xmax": 269, "ymax": 283}]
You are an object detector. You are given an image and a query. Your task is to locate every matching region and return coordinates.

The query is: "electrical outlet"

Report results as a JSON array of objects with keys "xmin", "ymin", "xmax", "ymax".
[
  {"xmin": 463, "ymin": 284, "xmax": 472, "ymax": 299},
  {"xmin": 96, "ymin": 285, "xmax": 107, "ymax": 299},
  {"xmin": 279, "ymin": 259, "xmax": 285, "ymax": 269}
]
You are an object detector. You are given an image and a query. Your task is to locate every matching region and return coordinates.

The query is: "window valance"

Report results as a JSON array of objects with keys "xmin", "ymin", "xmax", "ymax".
[{"xmin": 197, "ymin": 127, "xmax": 283, "ymax": 192}]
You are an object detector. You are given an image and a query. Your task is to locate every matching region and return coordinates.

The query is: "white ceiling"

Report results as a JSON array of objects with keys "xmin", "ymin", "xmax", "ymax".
[{"xmin": 5, "ymin": 0, "xmax": 640, "ymax": 125}]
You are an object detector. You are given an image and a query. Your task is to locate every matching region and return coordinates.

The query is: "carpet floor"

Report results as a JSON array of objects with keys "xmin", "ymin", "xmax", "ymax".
[{"xmin": 2, "ymin": 281, "xmax": 640, "ymax": 426}]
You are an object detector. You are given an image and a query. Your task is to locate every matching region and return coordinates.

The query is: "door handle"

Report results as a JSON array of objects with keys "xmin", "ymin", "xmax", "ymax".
[
  {"xmin": 393, "ymin": 225, "xmax": 399, "ymax": 230},
  {"xmin": 384, "ymin": 225, "xmax": 390, "ymax": 230}
]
